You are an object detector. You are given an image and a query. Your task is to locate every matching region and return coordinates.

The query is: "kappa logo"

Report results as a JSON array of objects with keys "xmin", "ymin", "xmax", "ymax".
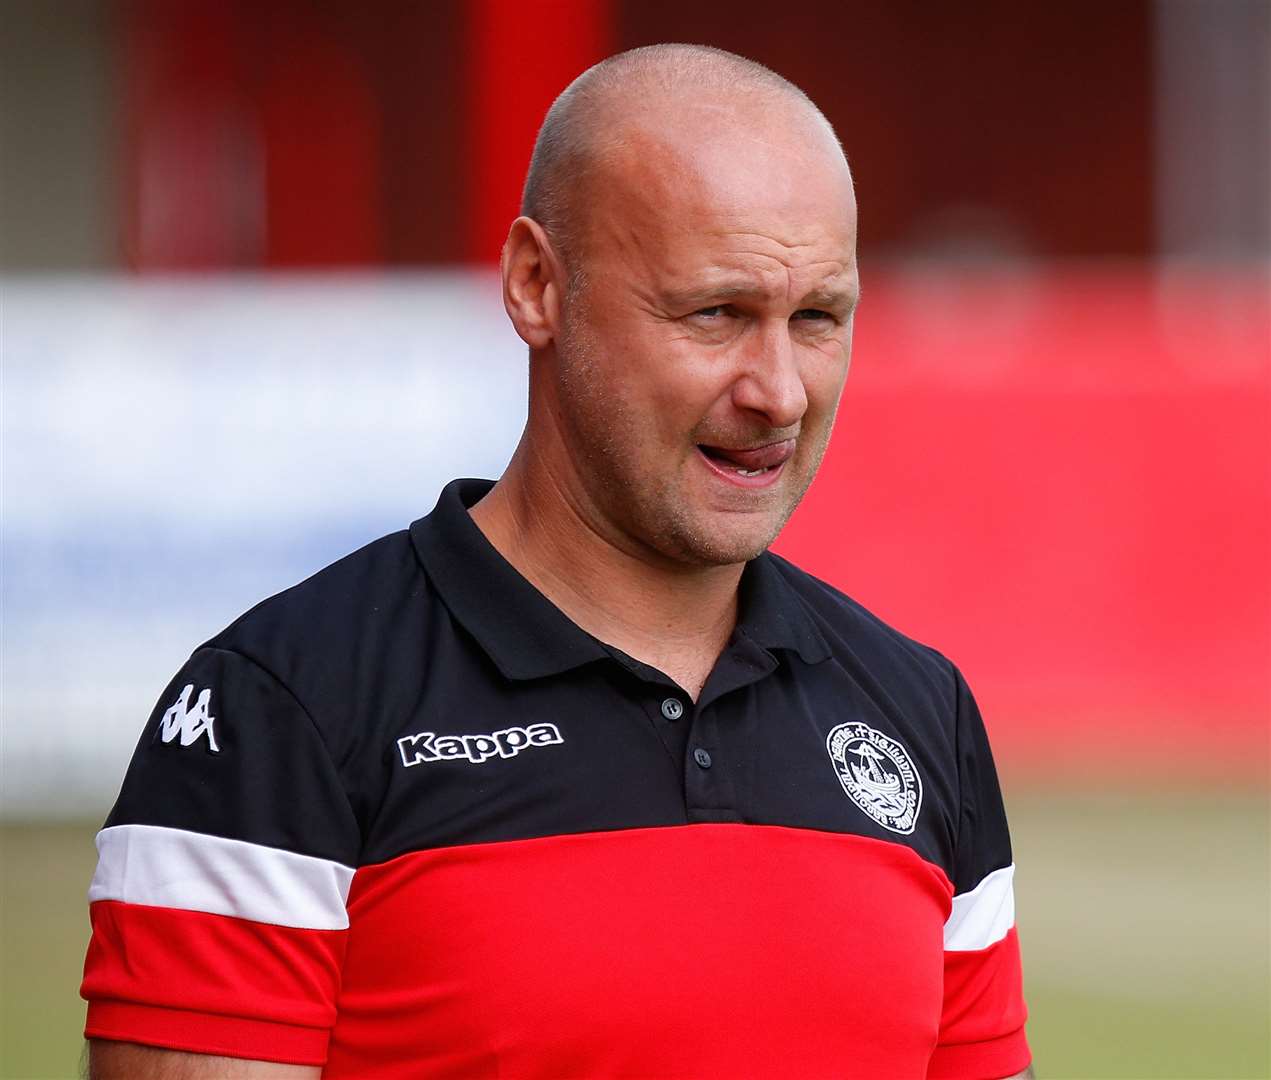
[
  {"xmin": 158, "ymin": 684, "xmax": 220, "ymax": 753},
  {"xmin": 397, "ymin": 723, "xmax": 563, "ymax": 767},
  {"xmin": 826, "ymin": 721, "xmax": 921, "ymax": 834}
]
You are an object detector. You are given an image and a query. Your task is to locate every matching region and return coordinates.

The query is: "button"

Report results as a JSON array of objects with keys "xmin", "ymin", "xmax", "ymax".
[
  {"xmin": 661, "ymin": 697, "xmax": 684, "ymax": 721},
  {"xmin": 693, "ymin": 747, "xmax": 713, "ymax": 769}
]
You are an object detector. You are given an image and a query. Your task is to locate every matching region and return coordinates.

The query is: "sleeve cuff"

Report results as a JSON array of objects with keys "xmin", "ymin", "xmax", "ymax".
[
  {"xmin": 85, "ymin": 1000, "xmax": 330, "ymax": 1066},
  {"xmin": 927, "ymin": 1025, "xmax": 1031, "ymax": 1079}
]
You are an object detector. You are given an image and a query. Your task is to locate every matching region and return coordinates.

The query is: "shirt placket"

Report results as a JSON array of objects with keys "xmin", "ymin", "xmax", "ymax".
[{"xmin": 683, "ymin": 632, "xmax": 778, "ymax": 824}]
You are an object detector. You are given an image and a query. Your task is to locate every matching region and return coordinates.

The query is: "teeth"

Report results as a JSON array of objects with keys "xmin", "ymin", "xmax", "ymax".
[{"xmin": 735, "ymin": 467, "xmax": 768, "ymax": 477}]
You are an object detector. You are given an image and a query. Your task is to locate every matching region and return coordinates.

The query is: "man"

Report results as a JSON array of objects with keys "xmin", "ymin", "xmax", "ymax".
[{"xmin": 83, "ymin": 44, "xmax": 1032, "ymax": 1079}]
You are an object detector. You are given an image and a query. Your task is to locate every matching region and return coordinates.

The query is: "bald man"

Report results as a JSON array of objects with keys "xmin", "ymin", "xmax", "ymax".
[{"xmin": 84, "ymin": 45, "xmax": 1032, "ymax": 1079}]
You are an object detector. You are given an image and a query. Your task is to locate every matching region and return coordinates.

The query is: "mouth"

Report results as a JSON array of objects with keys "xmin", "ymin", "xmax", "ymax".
[{"xmin": 695, "ymin": 439, "xmax": 796, "ymax": 487}]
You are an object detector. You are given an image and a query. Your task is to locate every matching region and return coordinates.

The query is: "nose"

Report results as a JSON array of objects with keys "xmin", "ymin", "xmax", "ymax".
[{"xmin": 729, "ymin": 320, "xmax": 809, "ymax": 430}]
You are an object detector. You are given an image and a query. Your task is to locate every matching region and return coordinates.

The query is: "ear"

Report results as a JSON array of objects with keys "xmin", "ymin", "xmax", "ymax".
[{"xmin": 501, "ymin": 216, "xmax": 565, "ymax": 350}]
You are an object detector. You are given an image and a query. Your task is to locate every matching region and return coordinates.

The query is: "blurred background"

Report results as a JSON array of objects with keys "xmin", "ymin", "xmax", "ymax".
[{"xmin": 2, "ymin": 1, "xmax": 1268, "ymax": 1076}]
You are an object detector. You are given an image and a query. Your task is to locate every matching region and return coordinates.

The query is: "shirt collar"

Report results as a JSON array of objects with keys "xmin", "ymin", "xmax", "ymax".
[
  {"xmin": 734, "ymin": 547, "xmax": 832, "ymax": 666},
  {"xmin": 410, "ymin": 479, "xmax": 610, "ymax": 680},
  {"xmin": 410, "ymin": 478, "xmax": 830, "ymax": 681}
]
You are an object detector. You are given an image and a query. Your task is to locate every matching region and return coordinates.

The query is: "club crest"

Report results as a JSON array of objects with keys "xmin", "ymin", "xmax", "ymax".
[{"xmin": 826, "ymin": 721, "xmax": 921, "ymax": 834}]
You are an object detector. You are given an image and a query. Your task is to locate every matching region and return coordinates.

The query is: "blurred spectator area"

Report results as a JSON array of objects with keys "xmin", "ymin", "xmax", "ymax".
[
  {"xmin": 3, "ymin": 0, "xmax": 1268, "ymax": 270},
  {"xmin": 2, "ymin": 2, "xmax": 1268, "ymax": 807}
]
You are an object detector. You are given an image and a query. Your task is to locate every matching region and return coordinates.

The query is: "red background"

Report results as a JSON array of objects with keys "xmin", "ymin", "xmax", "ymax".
[{"xmin": 777, "ymin": 268, "xmax": 1269, "ymax": 777}]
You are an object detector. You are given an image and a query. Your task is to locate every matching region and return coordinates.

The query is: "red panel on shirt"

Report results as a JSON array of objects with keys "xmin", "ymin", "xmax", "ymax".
[
  {"xmin": 326, "ymin": 824, "xmax": 951, "ymax": 1078},
  {"xmin": 82, "ymin": 827, "xmax": 1029, "ymax": 1076}
]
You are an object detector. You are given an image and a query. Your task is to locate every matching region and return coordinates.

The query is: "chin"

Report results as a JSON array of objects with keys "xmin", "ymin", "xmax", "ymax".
[
  {"xmin": 604, "ymin": 466, "xmax": 805, "ymax": 567},
  {"xmin": 695, "ymin": 541, "xmax": 773, "ymax": 566},
  {"xmin": 654, "ymin": 510, "xmax": 789, "ymax": 567}
]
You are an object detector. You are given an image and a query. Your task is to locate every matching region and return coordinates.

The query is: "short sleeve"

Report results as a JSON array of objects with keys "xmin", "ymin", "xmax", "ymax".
[
  {"xmin": 80, "ymin": 647, "xmax": 361, "ymax": 1066},
  {"xmin": 927, "ymin": 668, "xmax": 1031, "ymax": 1079}
]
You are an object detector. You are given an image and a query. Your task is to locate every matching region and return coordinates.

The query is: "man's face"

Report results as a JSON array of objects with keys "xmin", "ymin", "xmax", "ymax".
[{"xmin": 546, "ymin": 97, "xmax": 859, "ymax": 567}]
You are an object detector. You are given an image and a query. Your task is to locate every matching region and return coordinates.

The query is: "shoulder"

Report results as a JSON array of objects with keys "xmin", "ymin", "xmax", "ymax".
[
  {"xmin": 211, "ymin": 528, "xmax": 425, "ymax": 654},
  {"xmin": 765, "ymin": 552, "xmax": 959, "ymax": 706},
  {"xmin": 197, "ymin": 527, "xmax": 443, "ymax": 740}
]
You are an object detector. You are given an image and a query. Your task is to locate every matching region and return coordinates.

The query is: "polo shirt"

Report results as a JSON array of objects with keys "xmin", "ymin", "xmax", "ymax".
[{"xmin": 82, "ymin": 477, "xmax": 1030, "ymax": 1079}]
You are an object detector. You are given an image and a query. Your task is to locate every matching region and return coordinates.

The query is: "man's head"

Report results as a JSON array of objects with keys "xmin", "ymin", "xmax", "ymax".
[{"xmin": 501, "ymin": 44, "xmax": 859, "ymax": 568}]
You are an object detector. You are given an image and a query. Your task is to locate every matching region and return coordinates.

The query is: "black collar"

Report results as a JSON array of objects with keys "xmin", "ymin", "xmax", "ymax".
[{"xmin": 410, "ymin": 478, "xmax": 830, "ymax": 681}]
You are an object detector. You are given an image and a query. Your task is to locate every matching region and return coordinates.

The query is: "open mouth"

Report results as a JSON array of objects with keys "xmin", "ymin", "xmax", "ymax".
[{"xmin": 696, "ymin": 439, "xmax": 796, "ymax": 479}]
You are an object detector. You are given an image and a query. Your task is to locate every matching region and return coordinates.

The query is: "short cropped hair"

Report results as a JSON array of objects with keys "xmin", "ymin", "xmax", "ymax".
[{"xmin": 520, "ymin": 44, "xmax": 837, "ymax": 279}]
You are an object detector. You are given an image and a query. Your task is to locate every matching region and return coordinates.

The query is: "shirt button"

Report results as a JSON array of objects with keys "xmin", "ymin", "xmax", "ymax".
[
  {"xmin": 693, "ymin": 747, "xmax": 713, "ymax": 769},
  {"xmin": 661, "ymin": 697, "xmax": 684, "ymax": 721}
]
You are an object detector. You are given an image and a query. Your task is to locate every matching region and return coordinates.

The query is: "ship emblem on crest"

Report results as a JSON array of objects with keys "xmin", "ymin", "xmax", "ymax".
[{"xmin": 826, "ymin": 721, "xmax": 922, "ymax": 835}]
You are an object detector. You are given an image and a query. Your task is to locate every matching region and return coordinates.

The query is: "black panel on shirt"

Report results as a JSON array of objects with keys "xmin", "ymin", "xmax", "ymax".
[
  {"xmin": 951, "ymin": 667, "xmax": 1015, "ymax": 893},
  {"xmin": 104, "ymin": 478, "xmax": 1015, "ymax": 890}
]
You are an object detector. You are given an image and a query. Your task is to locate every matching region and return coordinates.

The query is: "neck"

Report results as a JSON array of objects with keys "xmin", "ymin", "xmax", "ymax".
[{"xmin": 469, "ymin": 449, "xmax": 743, "ymax": 699}]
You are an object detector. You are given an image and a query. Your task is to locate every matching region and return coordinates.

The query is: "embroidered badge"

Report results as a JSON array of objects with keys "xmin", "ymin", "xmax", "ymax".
[
  {"xmin": 825, "ymin": 721, "xmax": 921, "ymax": 834},
  {"xmin": 158, "ymin": 684, "xmax": 220, "ymax": 753}
]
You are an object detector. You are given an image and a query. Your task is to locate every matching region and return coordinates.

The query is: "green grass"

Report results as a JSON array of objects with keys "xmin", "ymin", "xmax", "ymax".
[
  {"xmin": 2, "ymin": 786, "xmax": 1268, "ymax": 1078},
  {"xmin": 1, "ymin": 823, "xmax": 96, "ymax": 1080},
  {"xmin": 1011, "ymin": 786, "xmax": 1270, "ymax": 1079}
]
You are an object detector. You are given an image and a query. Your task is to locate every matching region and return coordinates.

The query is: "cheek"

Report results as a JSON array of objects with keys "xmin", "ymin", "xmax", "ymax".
[
  {"xmin": 626, "ymin": 337, "xmax": 734, "ymax": 425},
  {"xmin": 808, "ymin": 368, "xmax": 849, "ymax": 418},
  {"xmin": 805, "ymin": 340, "xmax": 852, "ymax": 411}
]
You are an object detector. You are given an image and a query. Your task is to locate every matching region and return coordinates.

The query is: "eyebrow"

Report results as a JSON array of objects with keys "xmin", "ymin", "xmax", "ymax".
[
  {"xmin": 802, "ymin": 286, "xmax": 860, "ymax": 312},
  {"xmin": 664, "ymin": 281, "xmax": 859, "ymax": 313}
]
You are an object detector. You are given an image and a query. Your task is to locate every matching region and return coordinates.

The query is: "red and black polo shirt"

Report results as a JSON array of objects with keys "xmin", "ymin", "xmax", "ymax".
[{"xmin": 82, "ymin": 477, "xmax": 1030, "ymax": 1078}]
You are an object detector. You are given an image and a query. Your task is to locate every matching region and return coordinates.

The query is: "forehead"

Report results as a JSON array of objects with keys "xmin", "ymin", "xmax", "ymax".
[{"xmin": 581, "ymin": 96, "xmax": 857, "ymax": 292}]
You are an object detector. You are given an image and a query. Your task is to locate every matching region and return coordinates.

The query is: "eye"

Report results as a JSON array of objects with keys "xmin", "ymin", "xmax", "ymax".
[
  {"xmin": 692, "ymin": 306, "xmax": 730, "ymax": 319},
  {"xmin": 791, "ymin": 308, "xmax": 835, "ymax": 322}
]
